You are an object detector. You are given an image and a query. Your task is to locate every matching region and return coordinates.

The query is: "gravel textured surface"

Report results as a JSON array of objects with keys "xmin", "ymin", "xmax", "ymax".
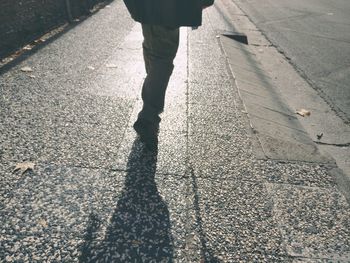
[{"xmin": 0, "ymin": 2, "xmax": 349, "ymax": 262}]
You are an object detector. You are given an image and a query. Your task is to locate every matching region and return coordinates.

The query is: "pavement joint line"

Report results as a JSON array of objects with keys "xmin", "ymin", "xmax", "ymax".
[
  {"xmin": 314, "ymin": 141, "xmax": 350, "ymax": 148},
  {"xmin": 187, "ymin": 101, "xmax": 236, "ymax": 107},
  {"xmin": 258, "ymin": 157, "xmax": 337, "ymax": 167},
  {"xmin": 248, "ymin": 113, "xmax": 309, "ymax": 134},
  {"xmin": 187, "ymin": 131, "xmax": 243, "ymax": 137},
  {"xmin": 188, "ymin": 165, "xmax": 221, "ymax": 262},
  {"xmin": 259, "ymin": 158, "xmax": 334, "ymax": 167},
  {"xmin": 193, "ymin": 174, "xmax": 337, "ymax": 189},
  {"xmin": 254, "ymin": 104, "xmax": 299, "ymax": 119},
  {"xmin": 238, "ymin": 88, "xmax": 269, "ymax": 99},
  {"xmin": 265, "ymin": 182, "xmax": 339, "ymax": 191}
]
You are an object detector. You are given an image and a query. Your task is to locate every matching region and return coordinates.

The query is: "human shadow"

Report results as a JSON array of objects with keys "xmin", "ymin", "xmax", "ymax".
[{"xmin": 80, "ymin": 138, "xmax": 174, "ymax": 262}]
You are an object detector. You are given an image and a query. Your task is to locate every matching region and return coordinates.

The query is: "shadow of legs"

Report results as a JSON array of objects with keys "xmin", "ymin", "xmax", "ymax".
[{"xmin": 80, "ymin": 139, "xmax": 174, "ymax": 262}]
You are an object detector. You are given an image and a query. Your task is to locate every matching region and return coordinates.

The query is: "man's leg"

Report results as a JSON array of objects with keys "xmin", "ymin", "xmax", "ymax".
[
  {"xmin": 137, "ymin": 24, "xmax": 179, "ymax": 124},
  {"xmin": 134, "ymin": 24, "xmax": 179, "ymax": 149}
]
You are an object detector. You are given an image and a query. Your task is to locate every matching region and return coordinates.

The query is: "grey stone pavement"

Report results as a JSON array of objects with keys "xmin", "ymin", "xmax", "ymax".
[{"xmin": 1, "ymin": 1, "xmax": 350, "ymax": 262}]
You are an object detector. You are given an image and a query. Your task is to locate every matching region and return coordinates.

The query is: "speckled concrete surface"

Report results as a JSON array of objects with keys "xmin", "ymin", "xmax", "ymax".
[{"xmin": 1, "ymin": 1, "xmax": 350, "ymax": 262}]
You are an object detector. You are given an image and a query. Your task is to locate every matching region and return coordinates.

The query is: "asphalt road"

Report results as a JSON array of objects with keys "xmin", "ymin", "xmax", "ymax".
[{"xmin": 232, "ymin": 0, "xmax": 350, "ymax": 123}]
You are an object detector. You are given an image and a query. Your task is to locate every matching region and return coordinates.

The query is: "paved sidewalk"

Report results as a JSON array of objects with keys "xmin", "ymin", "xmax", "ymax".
[{"xmin": 1, "ymin": 1, "xmax": 349, "ymax": 262}]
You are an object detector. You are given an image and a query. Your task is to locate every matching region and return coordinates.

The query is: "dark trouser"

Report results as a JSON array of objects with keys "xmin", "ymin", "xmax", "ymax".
[{"xmin": 137, "ymin": 24, "xmax": 180, "ymax": 124}]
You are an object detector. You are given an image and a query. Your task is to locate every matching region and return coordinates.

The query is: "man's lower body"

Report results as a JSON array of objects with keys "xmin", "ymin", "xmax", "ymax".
[{"xmin": 134, "ymin": 24, "xmax": 180, "ymax": 150}]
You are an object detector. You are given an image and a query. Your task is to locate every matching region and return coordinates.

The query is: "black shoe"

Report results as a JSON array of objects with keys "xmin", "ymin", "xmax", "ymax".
[{"xmin": 133, "ymin": 119, "xmax": 159, "ymax": 151}]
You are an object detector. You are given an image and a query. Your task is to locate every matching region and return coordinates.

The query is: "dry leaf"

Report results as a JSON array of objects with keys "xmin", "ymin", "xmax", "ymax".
[
  {"xmin": 34, "ymin": 39, "xmax": 45, "ymax": 44},
  {"xmin": 106, "ymin": 64, "xmax": 118, "ymax": 68},
  {"xmin": 296, "ymin": 109, "xmax": 311, "ymax": 117},
  {"xmin": 28, "ymin": 75, "xmax": 36, "ymax": 79},
  {"xmin": 87, "ymin": 66, "xmax": 95, "ymax": 70},
  {"xmin": 13, "ymin": 162, "xmax": 35, "ymax": 174},
  {"xmin": 21, "ymin": 66, "xmax": 33, "ymax": 72}
]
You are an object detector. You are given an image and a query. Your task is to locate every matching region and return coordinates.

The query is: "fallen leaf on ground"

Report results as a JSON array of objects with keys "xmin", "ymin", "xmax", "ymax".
[
  {"xmin": 20, "ymin": 66, "xmax": 33, "ymax": 72},
  {"xmin": 296, "ymin": 109, "xmax": 311, "ymax": 117},
  {"xmin": 28, "ymin": 75, "xmax": 36, "ymax": 79},
  {"xmin": 34, "ymin": 39, "xmax": 45, "ymax": 44},
  {"xmin": 87, "ymin": 66, "xmax": 95, "ymax": 70},
  {"xmin": 13, "ymin": 162, "xmax": 35, "ymax": 174}
]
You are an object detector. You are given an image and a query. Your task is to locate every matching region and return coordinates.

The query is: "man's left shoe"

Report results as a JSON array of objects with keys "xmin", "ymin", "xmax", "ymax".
[{"xmin": 133, "ymin": 119, "xmax": 159, "ymax": 151}]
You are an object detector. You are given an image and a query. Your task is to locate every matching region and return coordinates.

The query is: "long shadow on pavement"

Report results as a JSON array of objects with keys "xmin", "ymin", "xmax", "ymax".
[{"xmin": 79, "ymin": 138, "xmax": 174, "ymax": 262}]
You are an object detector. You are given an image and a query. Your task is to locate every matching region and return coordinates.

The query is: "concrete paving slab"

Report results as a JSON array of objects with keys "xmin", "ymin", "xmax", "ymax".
[
  {"xmin": 52, "ymin": 122, "xmax": 124, "ymax": 169},
  {"xmin": 257, "ymin": 161, "xmax": 336, "ymax": 188},
  {"xmin": 189, "ymin": 29, "xmax": 222, "ymax": 49},
  {"xmin": 266, "ymin": 183, "xmax": 350, "ymax": 261},
  {"xmin": 188, "ymin": 103, "xmax": 240, "ymax": 136},
  {"xmin": 238, "ymin": 86, "xmax": 292, "ymax": 113},
  {"xmin": 234, "ymin": 78, "xmax": 278, "ymax": 99},
  {"xmin": 189, "ymin": 82, "xmax": 237, "ymax": 107},
  {"xmin": 0, "ymin": 165, "xmax": 120, "ymax": 243},
  {"xmin": 1, "ymin": 88, "xmax": 134, "ymax": 126},
  {"xmin": 86, "ymin": 24, "xmax": 145, "ymax": 99},
  {"xmin": 0, "ymin": 235, "xmax": 83, "ymax": 262},
  {"xmin": 0, "ymin": 117, "xmax": 57, "ymax": 163},
  {"xmin": 161, "ymin": 102, "xmax": 187, "ymax": 133},
  {"xmin": 189, "ymin": 60, "xmax": 232, "ymax": 86},
  {"xmin": 224, "ymin": 55, "xmax": 270, "ymax": 82},
  {"xmin": 48, "ymin": 96, "xmax": 133, "ymax": 125},
  {"xmin": 0, "ymin": 161, "xmax": 25, "ymax": 206},
  {"xmin": 194, "ymin": 177, "xmax": 288, "ymax": 261},
  {"xmin": 189, "ymin": 31, "xmax": 232, "ymax": 86},
  {"xmin": 89, "ymin": 69, "xmax": 143, "ymax": 100},
  {"xmin": 1, "ymin": 96, "xmax": 133, "ymax": 166},
  {"xmin": 256, "ymin": 131, "xmax": 332, "ymax": 164},
  {"xmin": 188, "ymin": 132, "xmax": 255, "ymax": 181}
]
